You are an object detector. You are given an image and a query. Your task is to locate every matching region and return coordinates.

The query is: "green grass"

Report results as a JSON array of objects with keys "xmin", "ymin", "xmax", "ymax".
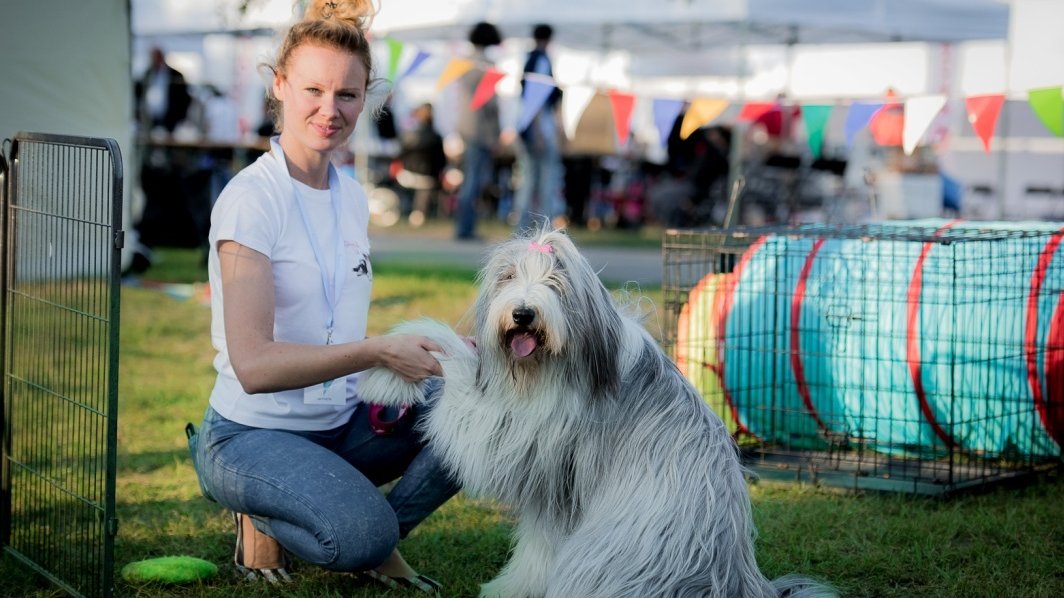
[{"xmin": 2, "ymin": 244, "xmax": 1063, "ymax": 597}]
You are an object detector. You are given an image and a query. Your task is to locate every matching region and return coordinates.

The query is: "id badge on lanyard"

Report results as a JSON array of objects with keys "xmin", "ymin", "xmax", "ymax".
[
  {"xmin": 279, "ymin": 141, "xmax": 349, "ymax": 406},
  {"xmin": 304, "ymin": 376, "xmax": 347, "ymax": 405}
]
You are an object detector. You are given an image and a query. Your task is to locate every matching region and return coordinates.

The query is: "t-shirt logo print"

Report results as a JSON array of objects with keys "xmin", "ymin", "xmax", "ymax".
[{"xmin": 352, "ymin": 253, "xmax": 370, "ymax": 278}]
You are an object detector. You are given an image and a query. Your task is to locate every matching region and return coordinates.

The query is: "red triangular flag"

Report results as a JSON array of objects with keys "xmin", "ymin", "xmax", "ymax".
[
  {"xmin": 869, "ymin": 102, "xmax": 904, "ymax": 146},
  {"xmin": 607, "ymin": 90, "xmax": 636, "ymax": 144},
  {"xmin": 469, "ymin": 68, "xmax": 505, "ymax": 112},
  {"xmin": 738, "ymin": 101, "xmax": 775, "ymax": 122},
  {"xmin": 965, "ymin": 94, "xmax": 1006, "ymax": 153}
]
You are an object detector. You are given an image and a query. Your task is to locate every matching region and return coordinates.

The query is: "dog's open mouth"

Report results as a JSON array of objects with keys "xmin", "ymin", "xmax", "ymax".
[{"xmin": 507, "ymin": 330, "xmax": 539, "ymax": 358}]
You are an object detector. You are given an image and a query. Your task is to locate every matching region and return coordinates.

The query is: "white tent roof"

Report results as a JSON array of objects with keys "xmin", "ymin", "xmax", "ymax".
[
  {"xmin": 374, "ymin": 0, "xmax": 1010, "ymax": 51},
  {"xmin": 131, "ymin": 0, "xmax": 1010, "ymax": 46}
]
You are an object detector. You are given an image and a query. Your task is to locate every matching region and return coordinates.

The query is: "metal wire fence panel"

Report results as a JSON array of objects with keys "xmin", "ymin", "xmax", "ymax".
[
  {"xmin": 1, "ymin": 133, "xmax": 123, "ymax": 597},
  {"xmin": 663, "ymin": 222, "xmax": 1064, "ymax": 495}
]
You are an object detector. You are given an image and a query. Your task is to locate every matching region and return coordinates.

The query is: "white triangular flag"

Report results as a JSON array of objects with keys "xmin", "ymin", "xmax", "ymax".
[
  {"xmin": 562, "ymin": 85, "xmax": 595, "ymax": 141},
  {"xmin": 902, "ymin": 94, "xmax": 946, "ymax": 155}
]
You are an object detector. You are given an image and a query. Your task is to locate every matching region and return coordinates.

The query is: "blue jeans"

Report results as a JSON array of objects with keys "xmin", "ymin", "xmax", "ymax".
[
  {"xmin": 455, "ymin": 142, "xmax": 493, "ymax": 239},
  {"xmin": 195, "ymin": 395, "xmax": 459, "ymax": 572},
  {"xmin": 512, "ymin": 135, "xmax": 561, "ymax": 231}
]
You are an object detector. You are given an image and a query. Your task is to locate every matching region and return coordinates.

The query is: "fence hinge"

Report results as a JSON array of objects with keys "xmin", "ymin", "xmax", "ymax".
[
  {"xmin": 113, "ymin": 229, "xmax": 125, "ymax": 250},
  {"xmin": 107, "ymin": 517, "xmax": 119, "ymax": 537}
]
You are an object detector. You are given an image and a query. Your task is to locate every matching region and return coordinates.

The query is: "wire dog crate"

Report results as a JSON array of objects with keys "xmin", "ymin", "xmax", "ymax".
[
  {"xmin": 663, "ymin": 220, "xmax": 1064, "ymax": 495},
  {"xmin": 2, "ymin": 133, "xmax": 123, "ymax": 597}
]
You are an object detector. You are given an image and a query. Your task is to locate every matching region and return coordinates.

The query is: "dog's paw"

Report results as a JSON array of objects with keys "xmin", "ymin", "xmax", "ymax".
[
  {"xmin": 356, "ymin": 366, "xmax": 426, "ymax": 406},
  {"xmin": 357, "ymin": 318, "xmax": 474, "ymax": 407}
]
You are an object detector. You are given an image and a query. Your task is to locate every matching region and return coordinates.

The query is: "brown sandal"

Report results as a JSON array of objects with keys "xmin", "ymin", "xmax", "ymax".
[{"xmin": 233, "ymin": 512, "xmax": 293, "ymax": 584}]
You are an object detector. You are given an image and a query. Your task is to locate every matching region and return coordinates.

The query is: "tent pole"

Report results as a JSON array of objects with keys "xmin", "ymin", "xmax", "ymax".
[
  {"xmin": 996, "ymin": 12, "xmax": 1013, "ymax": 220},
  {"xmin": 725, "ymin": 18, "xmax": 749, "ymax": 227}
]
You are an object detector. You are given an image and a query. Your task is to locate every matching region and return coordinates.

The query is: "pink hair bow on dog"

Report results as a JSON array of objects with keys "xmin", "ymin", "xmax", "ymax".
[{"xmin": 529, "ymin": 242, "xmax": 553, "ymax": 254}]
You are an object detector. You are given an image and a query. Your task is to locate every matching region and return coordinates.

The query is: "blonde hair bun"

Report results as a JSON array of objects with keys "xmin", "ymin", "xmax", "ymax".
[{"xmin": 303, "ymin": 0, "xmax": 377, "ymax": 30}]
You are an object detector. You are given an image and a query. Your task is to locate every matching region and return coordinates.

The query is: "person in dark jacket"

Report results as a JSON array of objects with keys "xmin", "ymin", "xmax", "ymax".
[
  {"xmin": 134, "ymin": 47, "xmax": 192, "ymax": 134},
  {"xmin": 397, "ymin": 103, "xmax": 447, "ymax": 226}
]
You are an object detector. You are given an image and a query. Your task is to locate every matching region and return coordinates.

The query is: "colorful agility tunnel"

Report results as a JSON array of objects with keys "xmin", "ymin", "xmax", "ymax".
[
  {"xmin": 679, "ymin": 220, "xmax": 1064, "ymax": 458},
  {"xmin": 674, "ymin": 272, "xmax": 740, "ymax": 434}
]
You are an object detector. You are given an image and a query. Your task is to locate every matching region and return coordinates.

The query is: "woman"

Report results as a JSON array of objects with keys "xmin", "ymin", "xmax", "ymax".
[{"xmin": 192, "ymin": 0, "xmax": 457, "ymax": 593}]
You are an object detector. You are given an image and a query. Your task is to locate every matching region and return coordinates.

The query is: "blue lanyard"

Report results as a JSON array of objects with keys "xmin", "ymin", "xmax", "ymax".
[{"xmin": 283, "ymin": 153, "xmax": 347, "ymax": 341}]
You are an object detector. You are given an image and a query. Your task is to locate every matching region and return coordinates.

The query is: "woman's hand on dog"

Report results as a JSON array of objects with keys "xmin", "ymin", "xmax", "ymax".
[
  {"xmin": 374, "ymin": 334, "xmax": 444, "ymax": 382},
  {"xmin": 462, "ymin": 335, "xmax": 478, "ymax": 354}
]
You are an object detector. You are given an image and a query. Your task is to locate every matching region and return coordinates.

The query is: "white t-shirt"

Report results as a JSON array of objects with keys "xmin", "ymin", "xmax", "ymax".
[{"xmin": 207, "ymin": 138, "xmax": 373, "ymax": 430}]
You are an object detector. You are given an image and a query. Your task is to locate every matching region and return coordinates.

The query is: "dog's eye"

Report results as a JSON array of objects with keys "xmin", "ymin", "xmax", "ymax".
[{"xmin": 501, "ymin": 270, "xmax": 515, "ymax": 281}]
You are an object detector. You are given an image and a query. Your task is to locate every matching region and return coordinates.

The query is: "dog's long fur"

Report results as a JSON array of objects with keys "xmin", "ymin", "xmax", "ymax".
[{"xmin": 357, "ymin": 228, "xmax": 833, "ymax": 598}]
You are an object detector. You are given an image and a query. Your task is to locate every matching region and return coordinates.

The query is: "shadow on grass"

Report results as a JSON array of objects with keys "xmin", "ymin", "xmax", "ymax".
[{"xmin": 110, "ymin": 494, "xmax": 514, "ymax": 597}]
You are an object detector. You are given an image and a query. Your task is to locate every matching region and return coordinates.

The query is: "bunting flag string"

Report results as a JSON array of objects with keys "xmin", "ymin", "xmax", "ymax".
[
  {"xmin": 1027, "ymin": 86, "xmax": 1064, "ymax": 137},
  {"xmin": 844, "ymin": 102, "xmax": 884, "ymax": 147},
  {"xmin": 400, "ymin": 42, "xmax": 1063, "ymax": 152},
  {"xmin": 517, "ymin": 75, "xmax": 558, "ymax": 132},
  {"xmin": 902, "ymin": 95, "xmax": 946, "ymax": 155},
  {"xmin": 738, "ymin": 101, "xmax": 776, "ymax": 122},
  {"xmin": 388, "ymin": 38, "xmax": 1064, "ymax": 153},
  {"xmin": 469, "ymin": 67, "xmax": 506, "ymax": 111},
  {"xmin": 398, "ymin": 49, "xmax": 431, "ymax": 81},
  {"xmin": 652, "ymin": 98, "xmax": 686, "ymax": 148},
  {"xmin": 680, "ymin": 98, "xmax": 728, "ymax": 139},
  {"xmin": 965, "ymin": 94, "xmax": 1006, "ymax": 153},
  {"xmin": 562, "ymin": 85, "xmax": 596, "ymax": 141},
  {"xmin": 801, "ymin": 104, "xmax": 834, "ymax": 159},
  {"xmin": 608, "ymin": 90, "xmax": 636, "ymax": 144},
  {"xmin": 386, "ymin": 37, "xmax": 404, "ymax": 82},
  {"xmin": 434, "ymin": 58, "xmax": 474, "ymax": 91}
]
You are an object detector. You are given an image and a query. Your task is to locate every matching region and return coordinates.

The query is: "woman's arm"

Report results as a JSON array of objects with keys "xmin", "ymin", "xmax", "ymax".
[{"xmin": 219, "ymin": 240, "xmax": 443, "ymax": 394}]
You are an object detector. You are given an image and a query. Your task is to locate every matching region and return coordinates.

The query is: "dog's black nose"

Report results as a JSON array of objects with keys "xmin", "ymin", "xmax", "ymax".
[{"xmin": 512, "ymin": 307, "xmax": 535, "ymax": 327}]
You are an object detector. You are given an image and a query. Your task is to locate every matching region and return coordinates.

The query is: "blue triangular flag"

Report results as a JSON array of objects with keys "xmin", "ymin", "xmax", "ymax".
[
  {"xmin": 652, "ymin": 98, "xmax": 685, "ymax": 148},
  {"xmin": 517, "ymin": 78, "xmax": 557, "ymax": 133},
  {"xmin": 845, "ymin": 101, "xmax": 884, "ymax": 147},
  {"xmin": 398, "ymin": 49, "xmax": 431, "ymax": 81}
]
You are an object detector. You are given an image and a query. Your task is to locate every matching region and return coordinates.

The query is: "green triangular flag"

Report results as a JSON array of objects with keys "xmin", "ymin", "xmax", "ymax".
[
  {"xmin": 1027, "ymin": 86, "xmax": 1063, "ymax": 137},
  {"xmin": 386, "ymin": 38, "xmax": 404, "ymax": 82},
  {"xmin": 801, "ymin": 104, "xmax": 834, "ymax": 158}
]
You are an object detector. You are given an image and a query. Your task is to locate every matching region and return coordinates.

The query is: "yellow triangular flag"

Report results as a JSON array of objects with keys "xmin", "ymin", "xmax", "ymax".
[
  {"xmin": 435, "ymin": 58, "xmax": 474, "ymax": 91},
  {"xmin": 680, "ymin": 98, "xmax": 729, "ymax": 140}
]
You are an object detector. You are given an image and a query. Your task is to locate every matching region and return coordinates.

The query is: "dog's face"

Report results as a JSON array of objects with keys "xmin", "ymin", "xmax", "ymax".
[
  {"xmin": 481, "ymin": 237, "xmax": 567, "ymax": 361},
  {"xmin": 473, "ymin": 229, "xmax": 623, "ymax": 397}
]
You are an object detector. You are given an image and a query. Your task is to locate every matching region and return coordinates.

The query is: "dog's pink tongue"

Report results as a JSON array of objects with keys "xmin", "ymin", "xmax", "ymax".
[{"xmin": 511, "ymin": 332, "xmax": 537, "ymax": 357}]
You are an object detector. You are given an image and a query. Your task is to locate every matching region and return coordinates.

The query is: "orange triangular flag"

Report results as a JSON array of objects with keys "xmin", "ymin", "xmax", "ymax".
[
  {"xmin": 469, "ymin": 68, "xmax": 506, "ymax": 111},
  {"xmin": 965, "ymin": 94, "xmax": 1006, "ymax": 153},
  {"xmin": 681, "ymin": 98, "xmax": 728, "ymax": 140},
  {"xmin": 435, "ymin": 58, "xmax": 474, "ymax": 91},
  {"xmin": 608, "ymin": 90, "xmax": 636, "ymax": 143}
]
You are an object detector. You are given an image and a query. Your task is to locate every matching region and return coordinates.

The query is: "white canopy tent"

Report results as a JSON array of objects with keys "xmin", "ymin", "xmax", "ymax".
[
  {"xmin": 372, "ymin": 0, "xmax": 1009, "ymax": 85},
  {"xmin": 0, "ymin": 0, "xmax": 136, "ymax": 269},
  {"xmin": 12, "ymin": 0, "xmax": 1044, "ymax": 224}
]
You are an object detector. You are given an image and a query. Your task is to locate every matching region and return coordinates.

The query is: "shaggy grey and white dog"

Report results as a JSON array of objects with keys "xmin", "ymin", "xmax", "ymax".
[{"xmin": 358, "ymin": 228, "xmax": 833, "ymax": 598}]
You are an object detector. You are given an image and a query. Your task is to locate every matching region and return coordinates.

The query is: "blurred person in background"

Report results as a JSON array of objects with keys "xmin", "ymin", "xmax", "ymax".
[
  {"xmin": 511, "ymin": 23, "xmax": 563, "ymax": 231},
  {"xmin": 134, "ymin": 46, "xmax": 192, "ymax": 136},
  {"xmin": 397, "ymin": 102, "xmax": 447, "ymax": 226},
  {"xmin": 453, "ymin": 21, "xmax": 503, "ymax": 240}
]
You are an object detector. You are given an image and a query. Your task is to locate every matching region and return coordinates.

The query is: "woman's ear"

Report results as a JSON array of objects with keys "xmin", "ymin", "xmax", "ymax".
[{"xmin": 272, "ymin": 73, "xmax": 285, "ymax": 103}]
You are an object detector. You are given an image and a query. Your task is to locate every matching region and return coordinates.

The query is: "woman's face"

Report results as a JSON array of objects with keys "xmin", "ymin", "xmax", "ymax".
[{"xmin": 273, "ymin": 42, "xmax": 367, "ymax": 156}]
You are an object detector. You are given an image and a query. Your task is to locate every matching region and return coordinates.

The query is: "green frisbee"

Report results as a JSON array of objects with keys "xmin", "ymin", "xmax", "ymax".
[{"xmin": 120, "ymin": 555, "xmax": 218, "ymax": 585}]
